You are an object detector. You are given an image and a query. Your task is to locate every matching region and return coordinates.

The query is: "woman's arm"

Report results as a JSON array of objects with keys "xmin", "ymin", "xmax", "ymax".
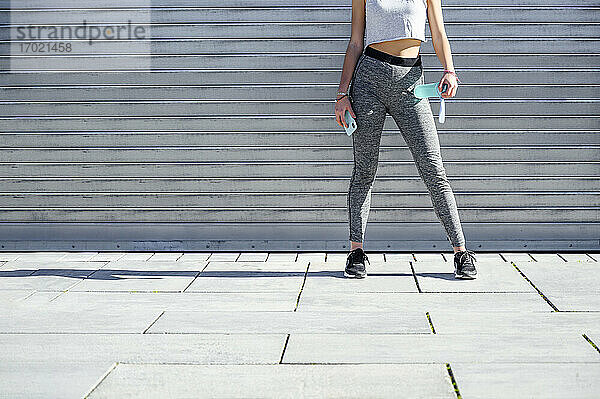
[
  {"xmin": 335, "ymin": 0, "xmax": 365, "ymax": 127},
  {"xmin": 427, "ymin": 0, "xmax": 459, "ymax": 98},
  {"xmin": 337, "ymin": 0, "xmax": 366, "ymax": 97}
]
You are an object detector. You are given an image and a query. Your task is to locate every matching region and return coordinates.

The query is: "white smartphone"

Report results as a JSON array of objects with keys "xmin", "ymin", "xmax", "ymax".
[{"xmin": 343, "ymin": 109, "xmax": 357, "ymax": 136}]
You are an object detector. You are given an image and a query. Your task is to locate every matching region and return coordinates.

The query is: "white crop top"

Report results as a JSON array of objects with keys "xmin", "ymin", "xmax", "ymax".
[{"xmin": 364, "ymin": 0, "xmax": 428, "ymax": 47}]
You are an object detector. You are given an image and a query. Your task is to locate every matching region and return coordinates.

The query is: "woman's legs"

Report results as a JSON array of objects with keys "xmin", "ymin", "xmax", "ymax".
[
  {"xmin": 386, "ymin": 63, "xmax": 467, "ymax": 250},
  {"xmin": 347, "ymin": 55, "xmax": 388, "ymax": 247},
  {"xmin": 347, "ymin": 49, "xmax": 468, "ymax": 251}
]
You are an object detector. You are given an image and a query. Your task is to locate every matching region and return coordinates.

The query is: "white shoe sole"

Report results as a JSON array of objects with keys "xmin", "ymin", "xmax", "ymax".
[
  {"xmin": 344, "ymin": 270, "xmax": 367, "ymax": 278},
  {"xmin": 454, "ymin": 272, "xmax": 477, "ymax": 279}
]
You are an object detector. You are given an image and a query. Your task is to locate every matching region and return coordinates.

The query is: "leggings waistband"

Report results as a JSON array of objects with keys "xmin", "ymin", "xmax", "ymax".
[{"xmin": 364, "ymin": 45, "xmax": 422, "ymax": 67}]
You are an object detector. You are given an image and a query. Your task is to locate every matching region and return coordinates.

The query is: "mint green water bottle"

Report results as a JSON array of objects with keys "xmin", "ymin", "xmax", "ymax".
[{"xmin": 413, "ymin": 82, "xmax": 448, "ymax": 123}]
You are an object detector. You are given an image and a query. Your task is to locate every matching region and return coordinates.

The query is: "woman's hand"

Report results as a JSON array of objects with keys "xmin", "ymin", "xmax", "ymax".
[
  {"xmin": 438, "ymin": 72, "xmax": 459, "ymax": 99},
  {"xmin": 334, "ymin": 95, "xmax": 356, "ymax": 128}
]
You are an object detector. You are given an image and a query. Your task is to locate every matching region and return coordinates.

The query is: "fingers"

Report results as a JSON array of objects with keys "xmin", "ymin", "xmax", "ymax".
[
  {"xmin": 335, "ymin": 100, "xmax": 352, "ymax": 128},
  {"xmin": 336, "ymin": 111, "xmax": 344, "ymax": 128},
  {"xmin": 440, "ymin": 79, "xmax": 458, "ymax": 99},
  {"xmin": 337, "ymin": 108, "xmax": 347, "ymax": 128}
]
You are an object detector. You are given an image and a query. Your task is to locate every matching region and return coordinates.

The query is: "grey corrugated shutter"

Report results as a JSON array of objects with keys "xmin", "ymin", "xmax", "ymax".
[{"xmin": 0, "ymin": 0, "xmax": 598, "ymax": 251}]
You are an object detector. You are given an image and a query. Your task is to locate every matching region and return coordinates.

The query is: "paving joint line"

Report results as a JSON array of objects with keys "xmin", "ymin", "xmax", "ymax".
[
  {"xmin": 446, "ymin": 363, "xmax": 463, "ymax": 399},
  {"xmin": 142, "ymin": 310, "xmax": 165, "ymax": 334},
  {"xmin": 293, "ymin": 262, "xmax": 310, "ymax": 311},
  {"xmin": 582, "ymin": 334, "xmax": 600, "ymax": 355},
  {"xmin": 181, "ymin": 262, "xmax": 209, "ymax": 293},
  {"xmin": 409, "ymin": 261, "xmax": 422, "ymax": 293},
  {"xmin": 510, "ymin": 261, "xmax": 559, "ymax": 311},
  {"xmin": 279, "ymin": 334, "xmax": 290, "ymax": 364},
  {"xmin": 82, "ymin": 361, "xmax": 118, "ymax": 399},
  {"xmin": 426, "ymin": 312, "xmax": 436, "ymax": 334}
]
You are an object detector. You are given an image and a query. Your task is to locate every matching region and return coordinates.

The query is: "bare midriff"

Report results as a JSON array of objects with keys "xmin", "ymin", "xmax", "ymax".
[{"xmin": 367, "ymin": 37, "xmax": 422, "ymax": 58}]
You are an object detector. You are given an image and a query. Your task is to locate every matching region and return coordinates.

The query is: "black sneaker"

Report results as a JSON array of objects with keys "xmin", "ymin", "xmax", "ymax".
[
  {"xmin": 344, "ymin": 247, "xmax": 370, "ymax": 278},
  {"xmin": 454, "ymin": 249, "xmax": 477, "ymax": 279}
]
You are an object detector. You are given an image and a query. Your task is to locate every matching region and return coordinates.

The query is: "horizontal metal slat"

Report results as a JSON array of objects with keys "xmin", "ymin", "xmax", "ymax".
[
  {"xmin": 2, "ymin": 0, "xmax": 598, "ymax": 9},
  {"xmin": 1, "ymin": 177, "xmax": 598, "ymax": 191},
  {"xmin": 1, "ymin": 131, "xmax": 597, "ymax": 146},
  {"xmin": 0, "ymin": 207, "xmax": 597, "ymax": 223},
  {"xmin": 1, "ymin": 146, "xmax": 597, "ymax": 162},
  {"xmin": 3, "ymin": 54, "xmax": 598, "ymax": 71},
  {"xmin": 4, "ymin": 38, "xmax": 600, "ymax": 55},
  {"xmin": 3, "ymin": 85, "xmax": 600, "ymax": 101},
  {"xmin": 1, "ymin": 116, "xmax": 599, "ymax": 131},
  {"xmin": 2, "ymin": 162, "xmax": 598, "ymax": 178},
  {"xmin": 3, "ymin": 8, "xmax": 599, "ymax": 24},
  {"xmin": 3, "ymin": 23, "xmax": 597, "ymax": 40},
  {"xmin": 1, "ymin": 193, "xmax": 597, "ymax": 207},
  {"xmin": 1, "ymin": 101, "xmax": 598, "ymax": 117}
]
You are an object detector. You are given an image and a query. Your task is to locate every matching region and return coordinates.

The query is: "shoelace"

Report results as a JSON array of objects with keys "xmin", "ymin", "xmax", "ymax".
[
  {"xmin": 352, "ymin": 249, "xmax": 371, "ymax": 265},
  {"xmin": 456, "ymin": 249, "xmax": 477, "ymax": 265}
]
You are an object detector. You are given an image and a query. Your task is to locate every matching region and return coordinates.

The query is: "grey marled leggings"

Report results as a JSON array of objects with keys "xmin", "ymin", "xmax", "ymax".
[{"xmin": 347, "ymin": 46, "xmax": 466, "ymax": 247}]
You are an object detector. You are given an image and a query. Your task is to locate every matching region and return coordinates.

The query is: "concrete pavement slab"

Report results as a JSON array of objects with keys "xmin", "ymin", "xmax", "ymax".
[
  {"xmin": 528, "ymin": 253, "xmax": 565, "ymax": 263},
  {"xmin": 0, "ymin": 332, "xmax": 286, "ymax": 364},
  {"xmin": 296, "ymin": 252, "xmax": 326, "ymax": 263},
  {"xmin": 265, "ymin": 253, "xmax": 298, "ymax": 262},
  {"xmin": 202, "ymin": 261, "xmax": 308, "ymax": 272},
  {"xmin": 0, "ymin": 252, "xmax": 24, "ymax": 261},
  {"xmin": 89, "ymin": 252, "xmax": 127, "ymax": 262},
  {"xmin": 58, "ymin": 252, "xmax": 99, "ymax": 261},
  {"xmin": 101, "ymin": 260, "xmax": 206, "ymax": 271},
  {"xmin": 69, "ymin": 261, "xmax": 205, "ymax": 292},
  {"xmin": 544, "ymin": 293, "xmax": 600, "ymax": 312},
  {"xmin": 0, "ymin": 274, "xmax": 87, "ymax": 291},
  {"xmin": 145, "ymin": 310, "xmax": 431, "ymax": 334},
  {"xmin": 177, "ymin": 252, "xmax": 212, "ymax": 262},
  {"xmin": 413, "ymin": 253, "xmax": 446, "ymax": 262},
  {"xmin": 9, "ymin": 252, "xmax": 70, "ymax": 261},
  {"xmin": 427, "ymin": 311, "xmax": 600, "ymax": 335},
  {"xmin": 0, "ymin": 307, "xmax": 162, "ymax": 333},
  {"xmin": 21, "ymin": 291, "xmax": 299, "ymax": 312},
  {"xmin": 385, "ymin": 253, "xmax": 415, "ymax": 263},
  {"xmin": 70, "ymin": 274, "xmax": 198, "ymax": 292},
  {"xmin": 185, "ymin": 261, "xmax": 308, "ymax": 292},
  {"xmin": 412, "ymin": 260, "xmax": 535, "ymax": 293},
  {"xmin": 237, "ymin": 252, "xmax": 269, "ymax": 261},
  {"xmin": 297, "ymin": 292, "xmax": 551, "ymax": 312},
  {"xmin": 1, "ymin": 260, "xmax": 108, "ymax": 271},
  {"xmin": 117, "ymin": 253, "xmax": 155, "ymax": 261},
  {"xmin": 513, "ymin": 261, "xmax": 600, "ymax": 310},
  {"xmin": 86, "ymin": 363, "xmax": 455, "ymax": 399},
  {"xmin": 147, "ymin": 252, "xmax": 184, "ymax": 261},
  {"xmin": 0, "ymin": 289, "xmax": 36, "ymax": 303},
  {"xmin": 558, "ymin": 253, "xmax": 597, "ymax": 263},
  {"xmin": 302, "ymin": 270, "xmax": 418, "ymax": 293},
  {"xmin": 451, "ymin": 363, "xmax": 600, "ymax": 399},
  {"xmin": 186, "ymin": 276, "xmax": 305, "ymax": 292},
  {"xmin": 207, "ymin": 252, "xmax": 240, "ymax": 261},
  {"xmin": 1, "ymin": 362, "xmax": 115, "ymax": 399},
  {"xmin": 282, "ymin": 333, "xmax": 599, "ymax": 364},
  {"xmin": 500, "ymin": 252, "xmax": 535, "ymax": 262}
]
